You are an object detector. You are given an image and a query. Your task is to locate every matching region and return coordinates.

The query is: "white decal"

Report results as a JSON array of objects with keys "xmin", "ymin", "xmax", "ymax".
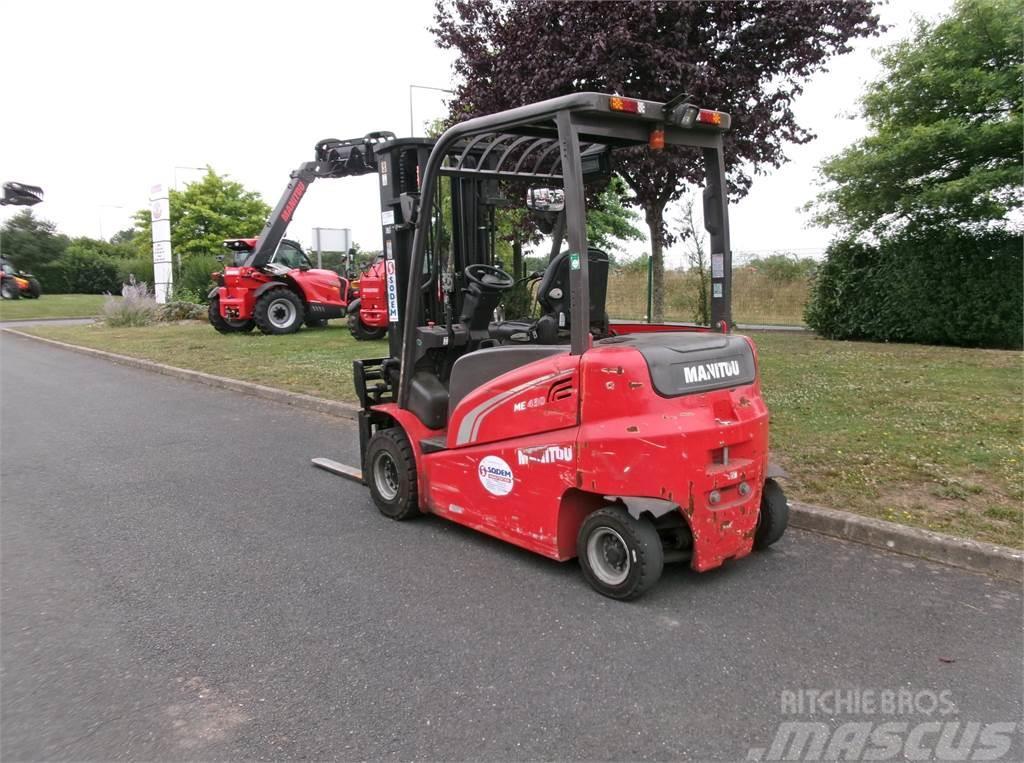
[
  {"xmin": 683, "ymin": 360, "xmax": 741, "ymax": 385},
  {"xmin": 516, "ymin": 445, "xmax": 573, "ymax": 466},
  {"xmin": 384, "ymin": 242, "xmax": 399, "ymax": 323},
  {"xmin": 478, "ymin": 455, "xmax": 514, "ymax": 496},
  {"xmin": 381, "ymin": 210, "xmax": 395, "ymax": 226},
  {"xmin": 513, "ymin": 395, "xmax": 545, "ymax": 413},
  {"xmin": 711, "ymin": 253, "xmax": 724, "ymax": 278}
]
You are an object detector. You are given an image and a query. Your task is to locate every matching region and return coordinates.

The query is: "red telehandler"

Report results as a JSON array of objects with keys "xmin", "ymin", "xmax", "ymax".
[
  {"xmin": 315, "ymin": 93, "xmax": 789, "ymax": 600},
  {"xmin": 208, "ymin": 134, "xmax": 394, "ymax": 337}
]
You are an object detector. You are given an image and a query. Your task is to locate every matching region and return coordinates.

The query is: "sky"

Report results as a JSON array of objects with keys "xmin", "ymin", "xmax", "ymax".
[{"xmin": 1, "ymin": 0, "xmax": 953, "ymax": 267}]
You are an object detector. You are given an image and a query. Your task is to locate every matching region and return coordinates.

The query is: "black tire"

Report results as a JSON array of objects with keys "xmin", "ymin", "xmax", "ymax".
[
  {"xmin": 1, "ymin": 280, "xmax": 20, "ymax": 300},
  {"xmin": 305, "ymin": 318, "xmax": 329, "ymax": 328},
  {"xmin": 26, "ymin": 278, "xmax": 42, "ymax": 298},
  {"xmin": 365, "ymin": 427, "xmax": 420, "ymax": 521},
  {"xmin": 754, "ymin": 478, "xmax": 789, "ymax": 549},
  {"xmin": 208, "ymin": 297, "xmax": 255, "ymax": 334},
  {"xmin": 577, "ymin": 506, "xmax": 664, "ymax": 600},
  {"xmin": 254, "ymin": 288, "xmax": 304, "ymax": 335},
  {"xmin": 348, "ymin": 313, "xmax": 387, "ymax": 341}
]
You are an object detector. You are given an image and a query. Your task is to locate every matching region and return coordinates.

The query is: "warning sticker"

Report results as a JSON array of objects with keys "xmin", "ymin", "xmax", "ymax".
[
  {"xmin": 478, "ymin": 455, "xmax": 514, "ymax": 496},
  {"xmin": 711, "ymin": 253, "xmax": 724, "ymax": 278},
  {"xmin": 569, "ymin": 251, "xmax": 581, "ymax": 271},
  {"xmin": 713, "ymin": 283, "xmax": 723, "ymax": 299},
  {"xmin": 381, "ymin": 210, "xmax": 395, "ymax": 226}
]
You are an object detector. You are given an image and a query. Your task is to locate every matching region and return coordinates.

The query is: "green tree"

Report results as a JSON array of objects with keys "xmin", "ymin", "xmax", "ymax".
[
  {"xmin": 587, "ymin": 176, "xmax": 643, "ymax": 253},
  {"xmin": 0, "ymin": 210, "xmax": 68, "ymax": 272},
  {"xmin": 132, "ymin": 168, "xmax": 270, "ymax": 260},
  {"xmin": 810, "ymin": 0, "xmax": 1023, "ymax": 235}
]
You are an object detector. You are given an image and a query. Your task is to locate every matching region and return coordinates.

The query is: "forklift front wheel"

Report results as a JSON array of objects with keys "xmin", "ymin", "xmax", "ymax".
[
  {"xmin": 366, "ymin": 428, "xmax": 421, "ymax": 521},
  {"xmin": 577, "ymin": 506, "xmax": 664, "ymax": 600},
  {"xmin": 754, "ymin": 478, "xmax": 789, "ymax": 549}
]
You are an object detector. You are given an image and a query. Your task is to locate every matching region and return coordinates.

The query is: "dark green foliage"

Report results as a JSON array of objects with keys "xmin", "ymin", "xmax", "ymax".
[
  {"xmin": 805, "ymin": 230, "xmax": 1022, "ymax": 349},
  {"xmin": 176, "ymin": 255, "xmax": 221, "ymax": 298},
  {"xmin": 116, "ymin": 257, "xmax": 155, "ymax": 287},
  {"xmin": 1, "ymin": 210, "xmax": 68, "ymax": 275},
  {"xmin": 52, "ymin": 246, "xmax": 121, "ymax": 294}
]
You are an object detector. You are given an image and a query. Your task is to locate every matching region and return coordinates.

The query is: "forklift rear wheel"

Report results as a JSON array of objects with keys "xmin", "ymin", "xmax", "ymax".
[
  {"xmin": 577, "ymin": 506, "xmax": 664, "ymax": 600},
  {"xmin": 366, "ymin": 428, "xmax": 420, "ymax": 521},
  {"xmin": 348, "ymin": 313, "xmax": 387, "ymax": 341},
  {"xmin": 1, "ymin": 281, "xmax": 20, "ymax": 300},
  {"xmin": 254, "ymin": 289, "xmax": 304, "ymax": 334},
  {"xmin": 754, "ymin": 478, "xmax": 789, "ymax": 549},
  {"xmin": 208, "ymin": 298, "xmax": 255, "ymax": 334},
  {"xmin": 26, "ymin": 278, "xmax": 42, "ymax": 298},
  {"xmin": 305, "ymin": 318, "xmax": 329, "ymax": 328}
]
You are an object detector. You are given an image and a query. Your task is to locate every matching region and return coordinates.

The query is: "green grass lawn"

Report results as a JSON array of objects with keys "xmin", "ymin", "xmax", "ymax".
[
  {"xmin": 0, "ymin": 294, "xmax": 109, "ymax": 321},
  {"xmin": 19, "ymin": 321, "xmax": 1023, "ymax": 547}
]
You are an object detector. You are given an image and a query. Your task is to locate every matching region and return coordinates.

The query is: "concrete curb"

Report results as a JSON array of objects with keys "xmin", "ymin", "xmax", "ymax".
[
  {"xmin": 790, "ymin": 501, "xmax": 1023, "ymax": 581},
  {"xmin": 5, "ymin": 326, "xmax": 1021, "ymax": 582},
  {"xmin": 2, "ymin": 328, "xmax": 360, "ymax": 421}
]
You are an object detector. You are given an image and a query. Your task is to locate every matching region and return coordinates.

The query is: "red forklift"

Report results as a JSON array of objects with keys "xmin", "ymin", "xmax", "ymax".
[
  {"xmin": 319, "ymin": 94, "xmax": 788, "ymax": 599},
  {"xmin": 208, "ymin": 134, "xmax": 395, "ymax": 336}
]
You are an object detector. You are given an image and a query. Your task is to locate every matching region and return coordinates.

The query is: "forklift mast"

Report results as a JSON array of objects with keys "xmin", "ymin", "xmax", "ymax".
[{"xmin": 247, "ymin": 132, "xmax": 396, "ymax": 269}]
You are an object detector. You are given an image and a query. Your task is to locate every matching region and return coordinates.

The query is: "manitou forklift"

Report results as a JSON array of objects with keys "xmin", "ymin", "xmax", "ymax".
[
  {"xmin": 318, "ymin": 93, "xmax": 788, "ymax": 600},
  {"xmin": 208, "ymin": 133, "xmax": 395, "ymax": 336}
]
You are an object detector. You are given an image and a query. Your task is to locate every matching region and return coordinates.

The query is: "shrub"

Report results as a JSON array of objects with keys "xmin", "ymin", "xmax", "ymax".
[
  {"xmin": 805, "ymin": 229, "xmax": 1023, "ymax": 349},
  {"xmin": 158, "ymin": 301, "xmax": 205, "ymax": 321},
  {"xmin": 116, "ymin": 257, "xmax": 154, "ymax": 286},
  {"xmin": 176, "ymin": 255, "xmax": 220, "ymax": 299},
  {"xmin": 102, "ymin": 280, "xmax": 158, "ymax": 327},
  {"xmin": 54, "ymin": 248, "xmax": 121, "ymax": 294}
]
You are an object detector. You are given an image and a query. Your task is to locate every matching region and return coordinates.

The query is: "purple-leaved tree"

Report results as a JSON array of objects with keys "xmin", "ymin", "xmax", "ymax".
[{"xmin": 433, "ymin": 0, "xmax": 880, "ymax": 319}]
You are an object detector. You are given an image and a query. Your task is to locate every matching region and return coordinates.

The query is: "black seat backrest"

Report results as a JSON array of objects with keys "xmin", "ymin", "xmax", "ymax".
[{"xmin": 537, "ymin": 248, "xmax": 610, "ymax": 327}]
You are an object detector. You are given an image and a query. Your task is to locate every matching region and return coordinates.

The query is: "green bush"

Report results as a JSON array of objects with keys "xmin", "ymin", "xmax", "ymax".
[
  {"xmin": 54, "ymin": 249, "xmax": 121, "ymax": 294},
  {"xmin": 116, "ymin": 257, "xmax": 154, "ymax": 286},
  {"xmin": 805, "ymin": 230, "xmax": 1023, "ymax": 349},
  {"xmin": 176, "ymin": 256, "xmax": 220, "ymax": 299},
  {"xmin": 158, "ymin": 301, "xmax": 205, "ymax": 321}
]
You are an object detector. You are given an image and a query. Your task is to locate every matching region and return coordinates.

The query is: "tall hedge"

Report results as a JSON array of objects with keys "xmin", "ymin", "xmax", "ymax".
[{"xmin": 805, "ymin": 229, "xmax": 1022, "ymax": 349}]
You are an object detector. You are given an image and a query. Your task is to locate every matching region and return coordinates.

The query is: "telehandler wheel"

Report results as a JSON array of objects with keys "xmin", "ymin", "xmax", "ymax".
[
  {"xmin": 304, "ymin": 318, "xmax": 329, "ymax": 328},
  {"xmin": 577, "ymin": 506, "xmax": 664, "ymax": 600},
  {"xmin": 754, "ymin": 478, "xmax": 789, "ymax": 549},
  {"xmin": 208, "ymin": 298, "xmax": 255, "ymax": 334},
  {"xmin": 254, "ymin": 288, "xmax": 304, "ymax": 334},
  {"xmin": 366, "ymin": 427, "xmax": 421, "ymax": 521},
  {"xmin": 1, "ymin": 280, "xmax": 20, "ymax": 300},
  {"xmin": 26, "ymin": 278, "xmax": 42, "ymax": 298},
  {"xmin": 348, "ymin": 313, "xmax": 387, "ymax": 341}
]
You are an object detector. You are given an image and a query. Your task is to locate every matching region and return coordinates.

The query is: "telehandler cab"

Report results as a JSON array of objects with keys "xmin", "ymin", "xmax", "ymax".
[
  {"xmin": 319, "ymin": 93, "xmax": 788, "ymax": 599},
  {"xmin": 208, "ymin": 133, "xmax": 395, "ymax": 336}
]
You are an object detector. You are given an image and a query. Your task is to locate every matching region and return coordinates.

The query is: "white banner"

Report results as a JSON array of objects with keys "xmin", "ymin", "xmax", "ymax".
[{"xmin": 149, "ymin": 183, "xmax": 172, "ymax": 303}]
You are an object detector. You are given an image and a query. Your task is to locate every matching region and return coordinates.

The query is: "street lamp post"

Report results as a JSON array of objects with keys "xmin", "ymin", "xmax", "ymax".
[{"xmin": 408, "ymin": 84, "xmax": 455, "ymax": 136}]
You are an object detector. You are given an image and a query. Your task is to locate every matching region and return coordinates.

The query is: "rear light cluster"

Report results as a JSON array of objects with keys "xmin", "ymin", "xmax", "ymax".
[
  {"xmin": 608, "ymin": 96, "xmax": 646, "ymax": 114},
  {"xmin": 610, "ymin": 95, "xmax": 731, "ymax": 132}
]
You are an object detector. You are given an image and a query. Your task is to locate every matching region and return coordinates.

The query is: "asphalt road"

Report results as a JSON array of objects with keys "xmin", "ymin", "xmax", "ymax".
[{"xmin": 2, "ymin": 335, "xmax": 1021, "ymax": 761}]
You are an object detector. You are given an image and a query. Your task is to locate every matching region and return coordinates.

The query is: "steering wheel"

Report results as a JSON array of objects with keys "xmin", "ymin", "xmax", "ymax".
[{"xmin": 464, "ymin": 264, "xmax": 514, "ymax": 291}]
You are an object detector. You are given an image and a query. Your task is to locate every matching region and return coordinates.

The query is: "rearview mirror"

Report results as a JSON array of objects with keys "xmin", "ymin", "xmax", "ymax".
[{"xmin": 526, "ymin": 188, "xmax": 565, "ymax": 213}]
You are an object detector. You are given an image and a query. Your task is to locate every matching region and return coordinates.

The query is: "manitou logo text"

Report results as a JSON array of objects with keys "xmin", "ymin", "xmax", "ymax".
[
  {"xmin": 683, "ymin": 360, "xmax": 741, "ymax": 385},
  {"xmin": 517, "ymin": 445, "xmax": 573, "ymax": 466},
  {"xmin": 281, "ymin": 181, "xmax": 306, "ymax": 222}
]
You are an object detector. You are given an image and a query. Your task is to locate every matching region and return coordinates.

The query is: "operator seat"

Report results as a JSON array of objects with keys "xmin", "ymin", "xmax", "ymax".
[{"xmin": 490, "ymin": 247, "xmax": 610, "ymax": 343}]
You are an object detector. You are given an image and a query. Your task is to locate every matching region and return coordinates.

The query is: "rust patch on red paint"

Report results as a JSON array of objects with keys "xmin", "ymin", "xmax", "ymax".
[{"xmin": 626, "ymin": 425, "xmax": 639, "ymax": 433}]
